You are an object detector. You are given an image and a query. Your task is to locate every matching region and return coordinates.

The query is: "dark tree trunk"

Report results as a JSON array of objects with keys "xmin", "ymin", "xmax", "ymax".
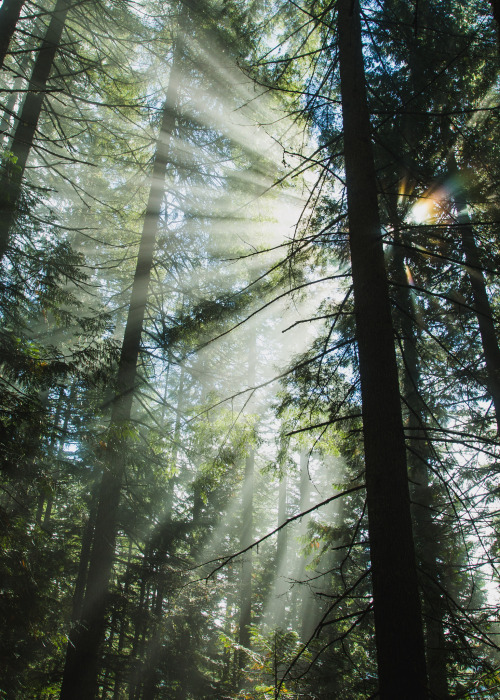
[
  {"xmin": 59, "ymin": 40, "xmax": 182, "ymax": 700},
  {"xmin": 111, "ymin": 541, "xmax": 133, "ymax": 700},
  {"xmin": 447, "ymin": 154, "xmax": 500, "ymax": 433},
  {"xmin": 393, "ymin": 234, "xmax": 450, "ymax": 699},
  {"xmin": 60, "ymin": 482, "xmax": 99, "ymax": 695},
  {"xmin": 0, "ymin": 0, "xmax": 25, "ymax": 70},
  {"xmin": 336, "ymin": 1, "xmax": 428, "ymax": 697},
  {"xmin": 127, "ymin": 553, "xmax": 150, "ymax": 700},
  {"xmin": 0, "ymin": 0, "xmax": 70, "ymax": 261}
]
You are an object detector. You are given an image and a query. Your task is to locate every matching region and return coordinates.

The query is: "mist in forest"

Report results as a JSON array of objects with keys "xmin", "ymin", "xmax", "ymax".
[{"xmin": 1, "ymin": 0, "xmax": 500, "ymax": 699}]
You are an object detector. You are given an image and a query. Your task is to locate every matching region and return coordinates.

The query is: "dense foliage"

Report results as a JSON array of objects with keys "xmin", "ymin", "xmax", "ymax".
[{"xmin": 1, "ymin": 0, "xmax": 500, "ymax": 698}]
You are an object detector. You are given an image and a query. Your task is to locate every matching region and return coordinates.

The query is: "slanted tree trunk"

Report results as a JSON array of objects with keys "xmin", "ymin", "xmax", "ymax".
[
  {"xmin": 0, "ymin": 0, "xmax": 70, "ymax": 261},
  {"xmin": 447, "ymin": 153, "xmax": 500, "ymax": 433},
  {"xmin": 336, "ymin": 1, "xmax": 428, "ymax": 697},
  {"xmin": 0, "ymin": 0, "xmax": 26, "ymax": 70},
  {"xmin": 59, "ymin": 38, "xmax": 182, "ymax": 700}
]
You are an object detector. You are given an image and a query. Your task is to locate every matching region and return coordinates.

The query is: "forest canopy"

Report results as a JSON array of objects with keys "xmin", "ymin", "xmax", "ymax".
[{"xmin": 1, "ymin": 0, "xmax": 500, "ymax": 698}]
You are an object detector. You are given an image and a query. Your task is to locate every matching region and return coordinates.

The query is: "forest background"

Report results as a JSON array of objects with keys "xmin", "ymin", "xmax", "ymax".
[{"xmin": 1, "ymin": 0, "xmax": 500, "ymax": 698}]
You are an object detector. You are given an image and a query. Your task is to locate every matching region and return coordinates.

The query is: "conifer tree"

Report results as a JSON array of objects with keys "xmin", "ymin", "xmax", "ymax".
[
  {"xmin": 59, "ymin": 29, "xmax": 183, "ymax": 698},
  {"xmin": 336, "ymin": 1, "xmax": 428, "ymax": 695}
]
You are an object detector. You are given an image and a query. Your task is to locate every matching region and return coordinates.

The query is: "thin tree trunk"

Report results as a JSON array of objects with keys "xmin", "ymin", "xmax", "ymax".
[
  {"xmin": 43, "ymin": 385, "xmax": 74, "ymax": 528},
  {"xmin": 34, "ymin": 385, "xmax": 63, "ymax": 524},
  {"xmin": 447, "ymin": 153, "xmax": 500, "ymax": 433},
  {"xmin": 61, "ymin": 481, "xmax": 99, "ymax": 693},
  {"xmin": 139, "ymin": 366, "xmax": 185, "ymax": 699},
  {"xmin": 290, "ymin": 450, "xmax": 311, "ymax": 631},
  {"xmin": 0, "ymin": 0, "xmax": 26, "ymax": 70},
  {"xmin": 0, "ymin": 0, "xmax": 70, "ymax": 261},
  {"xmin": 127, "ymin": 551, "xmax": 150, "ymax": 700},
  {"xmin": 111, "ymin": 540, "xmax": 133, "ymax": 700},
  {"xmin": 336, "ymin": 1, "xmax": 428, "ymax": 697},
  {"xmin": 238, "ymin": 451, "xmax": 254, "ymax": 651},
  {"xmin": 393, "ymin": 234, "xmax": 450, "ymax": 699},
  {"xmin": 297, "ymin": 449, "xmax": 314, "ymax": 640},
  {"xmin": 277, "ymin": 473, "xmax": 287, "ymax": 569},
  {"xmin": 59, "ymin": 38, "xmax": 182, "ymax": 700},
  {"xmin": 271, "ymin": 471, "xmax": 288, "ymax": 625},
  {"xmin": 238, "ymin": 326, "xmax": 256, "ymax": 660}
]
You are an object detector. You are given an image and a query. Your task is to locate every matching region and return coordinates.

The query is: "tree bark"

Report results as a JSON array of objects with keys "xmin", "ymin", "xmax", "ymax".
[
  {"xmin": 139, "ymin": 367, "xmax": 185, "ymax": 699},
  {"xmin": 393, "ymin": 234, "xmax": 450, "ymax": 699},
  {"xmin": 0, "ymin": 0, "xmax": 26, "ymax": 70},
  {"xmin": 0, "ymin": 0, "xmax": 70, "ymax": 261},
  {"xmin": 447, "ymin": 153, "xmax": 500, "ymax": 433},
  {"xmin": 59, "ymin": 38, "xmax": 182, "ymax": 700},
  {"xmin": 238, "ymin": 451, "xmax": 254, "ymax": 651},
  {"xmin": 336, "ymin": 1, "xmax": 428, "ymax": 697},
  {"xmin": 297, "ymin": 449, "xmax": 314, "ymax": 640},
  {"xmin": 238, "ymin": 326, "xmax": 256, "ymax": 661}
]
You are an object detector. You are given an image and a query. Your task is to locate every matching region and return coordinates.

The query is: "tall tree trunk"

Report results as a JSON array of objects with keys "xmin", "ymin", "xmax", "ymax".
[
  {"xmin": 277, "ymin": 474, "xmax": 287, "ymax": 569},
  {"xmin": 393, "ymin": 234, "xmax": 450, "ymax": 699},
  {"xmin": 297, "ymin": 449, "xmax": 313, "ymax": 640},
  {"xmin": 127, "ymin": 550, "xmax": 150, "ymax": 700},
  {"xmin": 42, "ymin": 384, "xmax": 74, "ymax": 529},
  {"xmin": 0, "ymin": 0, "xmax": 26, "ymax": 70},
  {"xmin": 271, "ymin": 471, "xmax": 288, "ymax": 625},
  {"xmin": 336, "ymin": 1, "xmax": 428, "ymax": 697},
  {"xmin": 0, "ymin": 0, "xmax": 70, "ymax": 261},
  {"xmin": 111, "ymin": 540, "xmax": 133, "ymax": 700},
  {"xmin": 139, "ymin": 366, "xmax": 185, "ymax": 699},
  {"xmin": 61, "ymin": 481, "xmax": 99, "ymax": 694},
  {"xmin": 59, "ymin": 38, "xmax": 182, "ymax": 700},
  {"xmin": 238, "ymin": 326, "xmax": 256, "ymax": 662},
  {"xmin": 447, "ymin": 153, "xmax": 500, "ymax": 433},
  {"xmin": 238, "ymin": 451, "xmax": 254, "ymax": 651}
]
